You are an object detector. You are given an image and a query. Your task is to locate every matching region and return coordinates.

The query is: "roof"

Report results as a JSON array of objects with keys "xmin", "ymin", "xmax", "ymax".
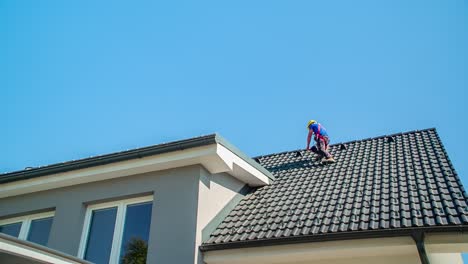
[
  {"xmin": 0, "ymin": 133, "xmax": 274, "ymax": 184},
  {"xmin": 201, "ymin": 128, "xmax": 468, "ymax": 251}
]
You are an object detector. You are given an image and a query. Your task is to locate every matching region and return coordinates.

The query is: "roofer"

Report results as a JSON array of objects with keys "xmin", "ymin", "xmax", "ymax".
[{"xmin": 306, "ymin": 120, "xmax": 335, "ymax": 164}]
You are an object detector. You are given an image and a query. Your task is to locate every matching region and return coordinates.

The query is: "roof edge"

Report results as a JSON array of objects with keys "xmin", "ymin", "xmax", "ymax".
[
  {"xmin": 0, "ymin": 134, "xmax": 219, "ymax": 184},
  {"xmin": 0, "ymin": 133, "xmax": 275, "ymax": 185},
  {"xmin": 214, "ymin": 134, "xmax": 275, "ymax": 181},
  {"xmin": 200, "ymin": 225, "xmax": 468, "ymax": 252}
]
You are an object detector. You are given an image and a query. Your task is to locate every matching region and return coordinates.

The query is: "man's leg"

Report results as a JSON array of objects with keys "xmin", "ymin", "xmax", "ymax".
[
  {"xmin": 318, "ymin": 138, "xmax": 333, "ymax": 159},
  {"xmin": 310, "ymin": 145, "xmax": 322, "ymax": 161}
]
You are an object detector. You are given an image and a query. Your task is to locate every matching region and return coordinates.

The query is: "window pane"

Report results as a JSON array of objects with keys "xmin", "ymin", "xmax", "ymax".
[
  {"xmin": 27, "ymin": 217, "xmax": 53, "ymax": 246},
  {"xmin": 85, "ymin": 207, "xmax": 117, "ymax": 264},
  {"xmin": 119, "ymin": 202, "xmax": 152, "ymax": 264},
  {"xmin": 0, "ymin": 222, "xmax": 22, "ymax": 237}
]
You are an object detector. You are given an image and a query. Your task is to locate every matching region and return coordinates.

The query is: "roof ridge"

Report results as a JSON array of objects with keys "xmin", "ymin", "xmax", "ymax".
[{"xmin": 253, "ymin": 127, "xmax": 437, "ymax": 160}]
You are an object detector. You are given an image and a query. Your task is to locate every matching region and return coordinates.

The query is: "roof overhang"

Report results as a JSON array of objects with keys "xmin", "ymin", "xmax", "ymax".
[
  {"xmin": 0, "ymin": 233, "xmax": 90, "ymax": 264},
  {"xmin": 0, "ymin": 134, "xmax": 274, "ymax": 199}
]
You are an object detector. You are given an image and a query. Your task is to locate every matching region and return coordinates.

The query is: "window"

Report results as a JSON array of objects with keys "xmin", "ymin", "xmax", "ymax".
[
  {"xmin": 78, "ymin": 196, "xmax": 153, "ymax": 264},
  {"xmin": 0, "ymin": 211, "xmax": 54, "ymax": 246}
]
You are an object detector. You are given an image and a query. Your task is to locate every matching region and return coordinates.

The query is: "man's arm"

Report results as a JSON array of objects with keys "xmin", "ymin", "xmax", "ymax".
[{"xmin": 306, "ymin": 129, "xmax": 313, "ymax": 150}]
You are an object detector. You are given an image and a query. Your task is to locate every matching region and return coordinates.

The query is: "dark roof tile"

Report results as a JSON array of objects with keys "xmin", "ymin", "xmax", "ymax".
[{"xmin": 203, "ymin": 128, "xmax": 468, "ymax": 250}]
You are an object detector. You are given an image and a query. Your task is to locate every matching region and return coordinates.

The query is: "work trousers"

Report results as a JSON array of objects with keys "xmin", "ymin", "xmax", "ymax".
[{"xmin": 313, "ymin": 136, "xmax": 332, "ymax": 159}]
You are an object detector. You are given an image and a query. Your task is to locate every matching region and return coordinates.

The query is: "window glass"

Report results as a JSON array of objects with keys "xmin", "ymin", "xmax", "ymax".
[
  {"xmin": 84, "ymin": 207, "xmax": 117, "ymax": 264},
  {"xmin": 27, "ymin": 217, "xmax": 53, "ymax": 246},
  {"xmin": 0, "ymin": 222, "xmax": 22, "ymax": 237},
  {"xmin": 119, "ymin": 202, "xmax": 152, "ymax": 264},
  {"xmin": 79, "ymin": 196, "xmax": 153, "ymax": 264}
]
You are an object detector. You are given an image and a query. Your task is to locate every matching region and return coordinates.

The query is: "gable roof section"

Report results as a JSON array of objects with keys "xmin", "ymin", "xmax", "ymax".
[{"xmin": 201, "ymin": 128, "xmax": 468, "ymax": 251}]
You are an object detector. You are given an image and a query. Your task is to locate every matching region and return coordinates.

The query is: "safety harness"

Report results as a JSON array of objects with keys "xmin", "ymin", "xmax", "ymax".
[
  {"xmin": 315, "ymin": 124, "xmax": 329, "ymax": 148},
  {"xmin": 315, "ymin": 124, "xmax": 324, "ymax": 140}
]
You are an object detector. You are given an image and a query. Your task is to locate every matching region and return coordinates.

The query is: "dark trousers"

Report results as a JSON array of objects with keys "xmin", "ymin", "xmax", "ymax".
[{"xmin": 311, "ymin": 136, "xmax": 332, "ymax": 159}]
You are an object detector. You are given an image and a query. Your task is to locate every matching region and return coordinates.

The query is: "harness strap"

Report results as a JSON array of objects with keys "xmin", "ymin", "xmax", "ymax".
[
  {"xmin": 315, "ymin": 124, "xmax": 330, "ymax": 151},
  {"xmin": 316, "ymin": 124, "xmax": 324, "ymax": 140}
]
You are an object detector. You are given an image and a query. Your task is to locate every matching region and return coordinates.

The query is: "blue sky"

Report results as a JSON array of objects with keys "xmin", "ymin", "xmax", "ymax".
[{"xmin": 2, "ymin": 0, "xmax": 467, "ymax": 259}]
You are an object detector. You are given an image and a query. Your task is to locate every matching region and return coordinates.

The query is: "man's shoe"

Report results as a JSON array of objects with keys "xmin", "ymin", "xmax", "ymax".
[{"xmin": 322, "ymin": 157, "xmax": 336, "ymax": 164}]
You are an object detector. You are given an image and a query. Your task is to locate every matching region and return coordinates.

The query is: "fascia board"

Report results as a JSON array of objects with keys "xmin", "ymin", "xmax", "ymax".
[
  {"xmin": 0, "ymin": 143, "xmax": 271, "ymax": 198},
  {"xmin": 214, "ymin": 134, "xmax": 275, "ymax": 181},
  {"xmin": 0, "ymin": 145, "xmax": 218, "ymax": 199},
  {"xmin": 0, "ymin": 134, "xmax": 220, "ymax": 184},
  {"xmin": 214, "ymin": 144, "xmax": 271, "ymax": 186}
]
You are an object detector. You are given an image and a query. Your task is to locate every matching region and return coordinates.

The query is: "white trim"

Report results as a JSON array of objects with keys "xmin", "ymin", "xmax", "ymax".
[
  {"xmin": 0, "ymin": 234, "xmax": 86, "ymax": 264},
  {"xmin": 78, "ymin": 195, "xmax": 153, "ymax": 263},
  {"xmin": 215, "ymin": 144, "xmax": 270, "ymax": 186},
  {"xmin": 76, "ymin": 206, "xmax": 94, "ymax": 259},
  {"xmin": 0, "ymin": 211, "xmax": 55, "ymax": 241},
  {"xmin": 18, "ymin": 218, "xmax": 30, "ymax": 240},
  {"xmin": 109, "ymin": 202, "xmax": 126, "ymax": 264},
  {"xmin": 0, "ymin": 143, "xmax": 272, "ymax": 199}
]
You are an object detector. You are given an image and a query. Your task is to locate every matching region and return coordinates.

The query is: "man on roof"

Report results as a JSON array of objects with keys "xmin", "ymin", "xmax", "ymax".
[{"xmin": 306, "ymin": 120, "xmax": 335, "ymax": 164}]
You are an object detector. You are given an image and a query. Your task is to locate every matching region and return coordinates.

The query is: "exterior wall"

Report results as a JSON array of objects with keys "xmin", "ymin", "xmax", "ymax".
[
  {"xmin": 428, "ymin": 253, "xmax": 463, "ymax": 264},
  {"xmin": 195, "ymin": 168, "xmax": 247, "ymax": 264},
  {"xmin": 203, "ymin": 237, "xmax": 423, "ymax": 264},
  {"xmin": 0, "ymin": 165, "xmax": 203, "ymax": 263},
  {"xmin": 289, "ymin": 254, "xmax": 421, "ymax": 264},
  {"xmin": 0, "ymin": 164, "xmax": 252, "ymax": 264}
]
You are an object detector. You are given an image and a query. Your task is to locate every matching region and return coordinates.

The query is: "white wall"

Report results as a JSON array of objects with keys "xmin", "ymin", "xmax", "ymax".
[
  {"xmin": 204, "ymin": 237, "xmax": 423, "ymax": 264},
  {"xmin": 428, "ymin": 253, "xmax": 463, "ymax": 264},
  {"xmin": 289, "ymin": 254, "xmax": 421, "ymax": 264},
  {"xmin": 195, "ymin": 168, "xmax": 247, "ymax": 264}
]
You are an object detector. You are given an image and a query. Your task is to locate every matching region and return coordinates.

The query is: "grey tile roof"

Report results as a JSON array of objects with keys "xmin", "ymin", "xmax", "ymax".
[{"xmin": 202, "ymin": 128, "xmax": 468, "ymax": 250}]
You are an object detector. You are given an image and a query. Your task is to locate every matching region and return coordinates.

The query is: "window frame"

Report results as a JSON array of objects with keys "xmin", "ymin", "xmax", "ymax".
[
  {"xmin": 0, "ymin": 211, "xmax": 55, "ymax": 241},
  {"xmin": 78, "ymin": 195, "xmax": 153, "ymax": 263}
]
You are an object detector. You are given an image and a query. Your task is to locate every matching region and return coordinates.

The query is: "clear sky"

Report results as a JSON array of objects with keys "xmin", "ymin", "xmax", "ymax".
[{"xmin": 2, "ymin": 0, "xmax": 467, "ymax": 259}]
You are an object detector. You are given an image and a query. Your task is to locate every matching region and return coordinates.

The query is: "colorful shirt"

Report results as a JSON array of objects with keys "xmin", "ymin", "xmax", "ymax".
[{"xmin": 308, "ymin": 123, "xmax": 329, "ymax": 137}]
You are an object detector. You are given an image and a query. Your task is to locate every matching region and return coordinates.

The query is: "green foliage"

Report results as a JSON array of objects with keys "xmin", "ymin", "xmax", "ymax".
[{"xmin": 121, "ymin": 237, "xmax": 148, "ymax": 264}]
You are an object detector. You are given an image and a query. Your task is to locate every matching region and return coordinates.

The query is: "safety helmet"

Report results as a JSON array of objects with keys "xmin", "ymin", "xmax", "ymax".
[{"xmin": 307, "ymin": 120, "xmax": 316, "ymax": 129}]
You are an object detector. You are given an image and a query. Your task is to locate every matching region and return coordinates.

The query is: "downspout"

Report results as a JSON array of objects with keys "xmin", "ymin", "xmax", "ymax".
[{"xmin": 412, "ymin": 231, "xmax": 430, "ymax": 264}]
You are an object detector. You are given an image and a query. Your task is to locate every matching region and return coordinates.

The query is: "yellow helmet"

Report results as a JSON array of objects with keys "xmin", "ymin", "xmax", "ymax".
[{"xmin": 307, "ymin": 120, "xmax": 316, "ymax": 129}]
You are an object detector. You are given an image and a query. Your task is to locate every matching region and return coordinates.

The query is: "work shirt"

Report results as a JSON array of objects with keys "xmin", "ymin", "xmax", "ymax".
[{"xmin": 308, "ymin": 123, "xmax": 329, "ymax": 137}]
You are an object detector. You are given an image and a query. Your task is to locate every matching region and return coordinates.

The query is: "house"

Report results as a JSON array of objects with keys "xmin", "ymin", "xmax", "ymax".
[{"xmin": 0, "ymin": 128, "xmax": 467, "ymax": 264}]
